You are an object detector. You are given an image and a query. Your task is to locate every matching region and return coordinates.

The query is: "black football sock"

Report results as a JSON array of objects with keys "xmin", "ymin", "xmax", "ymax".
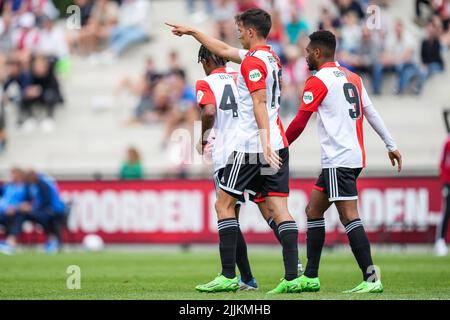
[
  {"xmin": 304, "ymin": 218, "xmax": 325, "ymax": 278},
  {"xmin": 235, "ymin": 224, "xmax": 253, "ymax": 283},
  {"xmin": 267, "ymin": 217, "xmax": 282, "ymax": 243},
  {"xmin": 345, "ymin": 219, "xmax": 377, "ymax": 282},
  {"xmin": 278, "ymin": 221, "xmax": 299, "ymax": 281},
  {"xmin": 218, "ymin": 218, "xmax": 238, "ymax": 279}
]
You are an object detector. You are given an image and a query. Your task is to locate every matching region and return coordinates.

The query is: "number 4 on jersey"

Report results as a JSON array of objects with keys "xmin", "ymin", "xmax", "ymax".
[{"xmin": 220, "ymin": 84, "xmax": 238, "ymax": 117}]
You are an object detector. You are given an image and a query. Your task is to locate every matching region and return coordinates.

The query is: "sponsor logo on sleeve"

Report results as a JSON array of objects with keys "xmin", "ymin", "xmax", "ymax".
[
  {"xmin": 197, "ymin": 90, "xmax": 204, "ymax": 103},
  {"xmin": 248, "ymin": 69, "xmax": 263, "ymax": 82},
  {"xmin": 303, "ymin": 91, "xmax": 314, "ymax": 104}
]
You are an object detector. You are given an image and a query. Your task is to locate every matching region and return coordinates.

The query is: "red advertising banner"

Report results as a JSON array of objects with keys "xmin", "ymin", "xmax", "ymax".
[{"xmin": 52, "ymin": 177, "xmax": 446, "ymax": 244}]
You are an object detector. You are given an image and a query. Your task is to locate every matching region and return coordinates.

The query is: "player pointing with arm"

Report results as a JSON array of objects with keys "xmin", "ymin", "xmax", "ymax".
[
  {"xmin": 286, "ymin": 30, "xmax": 402, "ymax": 294},
  {"xmin": 168, "ymin": 9, "xmax": 303, "ymax": 294}
]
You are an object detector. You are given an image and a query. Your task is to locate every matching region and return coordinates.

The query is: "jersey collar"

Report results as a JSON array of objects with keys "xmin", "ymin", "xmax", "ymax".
[
  {"xmin": 210, "ymin": 67, "xmax": 227, "ymax": 75},
  {"xmin": 247, "ymin": 45, "xmax": 272, "ymax": 55},
  {"xmin": 318, "ymin": 61, "xmax": 340, "ymax": 70}
]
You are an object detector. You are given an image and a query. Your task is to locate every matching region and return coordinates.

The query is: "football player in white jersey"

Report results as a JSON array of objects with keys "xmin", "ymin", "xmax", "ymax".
[
  {"xmin": 286, "ymin": 30, "xmax": 403, "ymax": 294},
  {"xmin": 195, "ymin": 45, "xmax": 261, "ymax": 291},
  {"xmin": 167, "ymin": 9, "xmax": 303, "ymax": 294}
]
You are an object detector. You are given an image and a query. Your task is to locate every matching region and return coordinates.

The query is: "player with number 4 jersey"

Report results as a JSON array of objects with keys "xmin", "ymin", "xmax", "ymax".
[{"xmin": 168, "ymin": 9, "xmax": 303, "ymax": 294}]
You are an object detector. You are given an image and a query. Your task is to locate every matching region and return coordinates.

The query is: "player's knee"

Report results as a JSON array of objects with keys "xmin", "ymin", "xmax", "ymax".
[
  {"xmin": 305, "ymin": 204, "xmax": 322, "ymax": 220},
  {"xmin": 214, "ymin": 198, "xmax": 234, "ymax": 218},
  {"xmin": 305, "ymin": 204, "xmax": 311, "ymax": 217}
]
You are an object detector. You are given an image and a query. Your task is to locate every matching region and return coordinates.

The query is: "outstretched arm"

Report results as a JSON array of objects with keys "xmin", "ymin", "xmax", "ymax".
[{"xmin": 165, "ymin": 23, "xmax": 242, "ymax": 64}]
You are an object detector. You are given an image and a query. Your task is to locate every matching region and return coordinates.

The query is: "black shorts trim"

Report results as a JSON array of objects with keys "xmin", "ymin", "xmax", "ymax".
[
  {"xmin": 219, "ymin": 148, "xmax": 290, "ymax": 200},
  {"xmin": 315, "ymin": 167, "xmax": 362, "ymax": 202},
  {"xmin": 214, "ymin": 169, "xmax": 245, "ymax": 204}
]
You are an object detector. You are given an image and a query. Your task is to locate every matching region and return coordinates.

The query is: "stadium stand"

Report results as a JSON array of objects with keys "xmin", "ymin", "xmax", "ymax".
[{"xmin": 0, "ymin": 0, "xmax": 449, "ymax": 179}]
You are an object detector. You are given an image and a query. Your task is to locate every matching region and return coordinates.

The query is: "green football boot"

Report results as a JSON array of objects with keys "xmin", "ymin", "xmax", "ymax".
[
  {"xmin": 298, "ymin": 275, "xmax": 320, "ymax": 292},
  {"xmin": 267, "ymin": 277, "xmax": 303, "ymax": 294},
  {"xmin": 343, "ymin": 280, "xmax": 384, "ymax": 293},
  {"xmin": 195, "ymin": 274, "xmax": 239, "ymax": 293}
]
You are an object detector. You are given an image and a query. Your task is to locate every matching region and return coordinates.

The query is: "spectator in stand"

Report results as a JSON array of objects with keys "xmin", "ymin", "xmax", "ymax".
[
  {"xmin": 355, "ymin": 26, "xmax": 379, "ymax": 73},
  {"xmin": 118, "ymin": 57, "xmax": 167, "ymax": 124},
  {"xmin": 416, "ymin": 20, "xmax": 445, "ymax": 93},
  {"xmin": 335, "ymin": 0, "xmax": 365, "ymax": 20},
  {"xmin": 285, "ymin": 10, "xmax": 309, "ymax": 45},
  {"xmin": 272, "ymin": 0, "xmax": 305, "ymax": 25},
  {"xmin": 35, "ymin": 14, "xmax": 69, "ymax": 60},
  {"xmin": 339, "ymin": 11, "xmax": 362, "ymax": 60},
  {"xmin": 168, "ymin": 50, "xmax": 186, "ymax": 75},
  {"xmin": 11, "ymin": 12, "xmax": 40, "ymax": 65},
  {"xmin": 236, "ymin": 0, "xmax": 259, "ymax": 12},
  {"xmin": 337, "ymin": 11, "xmax": 362, "ymax": 71},
  {"xmin": 20, "ymin": 55, "xmax": 63, "ymax": 132},
  {"xmin": 67, "ymin": 0, "xmax": 94, "ymax": 55},
  {"xmin": 0, "ymin": 12, "xmax": 14, "ymax": 66},
  {"xmin": 436, "ymin": 0, "xmax": 450, "ymax": 31},
  {"xmin": 11, "ymin": 0, "xmax": 59, "ymax": 21},
  {"xmin": 211, "ymin": 0, "xmax": 237, "ymax": 44},
  {"xmin": 318, "ymin": 7, "xmax": 341, "ymax": 36},
  {"xmin": 281, "ymin": 44, "xmax": 309, "ymax": 116},
  {"xmin": 0, "ymin": 167, "xmax": 30, "ymax": 255},
  {"xmin": 120, "ymin": 146, "xmax": 144, "ymax": 179},
  {"xmin": 101, "ymin": 0, "xmax": 151, "ymax": 61},
  {"xmin": 3, "ymin": 58, "xmax": 32, "ymax": 128},
  {"xmin": 0, "ymin": 91, "xmax": 6, "ymax": 152},
  {"xmin": 79, "ymin": 0, "xmax": 119, "ymax": 56},
  {"xmin": 162, "ymin": 70, "xmax": 198, "ymax": 147},
  {"xmin": 186, "ymin": 0, "xmax": 213, "ymax": 23},
  {"xmin": 372, "ymin": 19, "xmax": 419, "ymax": 95},
  {"xmin": 415, "ymin": 0, "xmax": 432, "ymax": 26},
  {"xmin": 267, "ymin": 10, "xmax": 286, "ymax": 62}
]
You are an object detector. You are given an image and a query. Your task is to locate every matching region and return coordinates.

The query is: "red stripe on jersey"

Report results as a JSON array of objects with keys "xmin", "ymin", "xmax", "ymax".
[
  {"xmin": 340, "ymin": 67, "xmax": 366, "ymax": 167},
  {"xmin": 195, "ymin": 79, "xmax": 216, "ymax": 108},
  {"xmin": 277, "ymin": 114, "xmax": 289, "ymax": 147}
]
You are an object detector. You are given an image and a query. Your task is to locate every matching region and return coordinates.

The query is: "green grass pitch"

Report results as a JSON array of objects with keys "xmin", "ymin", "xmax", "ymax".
[{"xmin": 1, "ymin": 249, "xmax": 449, "ymax": 300}]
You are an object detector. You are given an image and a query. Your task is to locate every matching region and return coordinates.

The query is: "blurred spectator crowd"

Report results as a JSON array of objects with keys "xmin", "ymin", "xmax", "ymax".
[
  {"xmin": 186, "ymin": 0, "xmax": 450, "ymax": 115},
  {"xmin": 0, "ymin": 0, "xmax": 449, "ymax": 177},
  {"xmin": 0, "ymin": 0, "xmax": 66, "ymax": 150},
  {"xmin": 0, "ymin": 0, "xmax": 151, "ymax": 154},
  {"xmin": 0, "ymin": 167, "xmax": 67, "ymax": 254}
]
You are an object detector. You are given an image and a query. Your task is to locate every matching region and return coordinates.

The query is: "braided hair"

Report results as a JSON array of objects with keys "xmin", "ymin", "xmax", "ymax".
[{"xmin": 197, "ymin": 45, "xmax": 228, "ymax": 67}]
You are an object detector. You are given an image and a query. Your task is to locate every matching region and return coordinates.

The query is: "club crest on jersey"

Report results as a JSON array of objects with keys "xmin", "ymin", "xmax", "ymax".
[
  {"xmin": 197, "ymin": 90, "xmax": 204, "ymax": 103},
  {"xmin": 303, "ymin": 91, "xmax": 314, "ymax": 104},
  {"xmin": 249, "ymin": 69, "xmax": 262, "ymax": 82}
]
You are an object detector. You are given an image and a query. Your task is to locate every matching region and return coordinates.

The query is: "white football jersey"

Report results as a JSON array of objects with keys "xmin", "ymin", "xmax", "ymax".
[
  {"xmin": 235, "ymin": 47, "xmax": 288, "ymax": 153},
  {"xmin": 196, "ymin": 67, "xmax": 239, "ymax": 171},
  {"xmin": 300, "ymin": 61, "xmax": 370, "ymax": 168}
]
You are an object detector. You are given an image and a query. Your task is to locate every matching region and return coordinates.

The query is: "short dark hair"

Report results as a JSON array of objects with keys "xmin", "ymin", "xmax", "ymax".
[
  {"xmin": 198, "ymin": 45, "xmax": 228, "ymax": 67},
  {"xmin": 308, "ymin": 30, "xmax": 336, "ymax": 58},
  {"xmin": 235, "ymin": 8, "xmax": 272, "ymax": 38}
]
